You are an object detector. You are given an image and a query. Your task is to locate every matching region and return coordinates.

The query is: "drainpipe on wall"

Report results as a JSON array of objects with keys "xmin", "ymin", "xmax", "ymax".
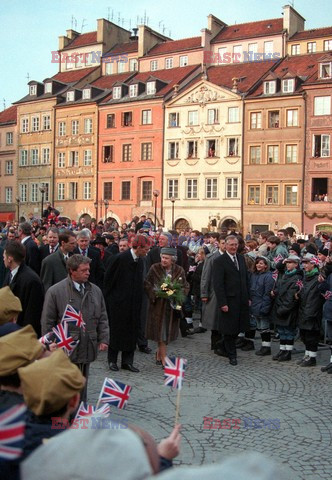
[
  {"xmin": 161, "ymin": 102, "xmax": 165, "ymax": 226},
  {"xmin": 240, "ymin": 94, "xmax": 245, "ymax": 235},
  {"xmin": 301, "ymin": 91, "xmax": 307, "ymax": 235},
  {"xmin": 52, "ymin": 104, "xmax": 56, "ymax": 205}
]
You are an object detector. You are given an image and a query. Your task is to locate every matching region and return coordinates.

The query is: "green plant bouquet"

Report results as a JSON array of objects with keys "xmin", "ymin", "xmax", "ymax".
[{"xmin": 155, "ymin": 274, "xmax": 186, "ymax": 310}]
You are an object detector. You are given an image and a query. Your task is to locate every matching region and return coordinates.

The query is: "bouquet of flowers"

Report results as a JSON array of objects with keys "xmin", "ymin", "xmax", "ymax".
[{"xmin": 155, "ymin": 274, "xmax": 185, "ymax": 310}]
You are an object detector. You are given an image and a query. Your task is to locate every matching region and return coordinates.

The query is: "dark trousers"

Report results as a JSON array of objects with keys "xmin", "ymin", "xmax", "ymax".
[
  {"xmin": 223, "ymin": 334, "xmax": 238, "ymax": 359},
  {"xmin": 300, "ymin": 329, "xmax": 320, "ymax": 352},
  {"xmin": 108, "ymin": 348, "xmax": 134, "ymax": 365},
  {"xmin": 75, "ymin": 363, "xmax": 90, "ymax": 402}
]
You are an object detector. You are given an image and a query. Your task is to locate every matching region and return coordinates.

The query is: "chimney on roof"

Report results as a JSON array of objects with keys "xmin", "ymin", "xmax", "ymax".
[
  {"xmin": 232, "ymin": 77, "xmax": 239, "ymax": 93},
  {"xmin": 58, "ymin": 29, "xmax": 79, "ymax": 50},
  {"xmin": 173, "ymin": 84, "xmax": 179, "ymax": 98},
  {"xmin": 201, "ymin": 64, "xmax": 208, "ymax": 81},
  {"xmin": 138, "ymin": 25, "xmax": 169, "ymax": 57},
  {"xmin": 207, "ymin": 14, "xmax": 227, "ymax": 37},
  {"xmin": 283, "ymin": 5, "xmax": 305, "ymax": 37},
  {"xmin": 131, "ymin": 27, "xmax": 139, "ymax": 40},
  {"xmin": 201, "ymin": 28, "xmax": 212, "ymax": 49}
]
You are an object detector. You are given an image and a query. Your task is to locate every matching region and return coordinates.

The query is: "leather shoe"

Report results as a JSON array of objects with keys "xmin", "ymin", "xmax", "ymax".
[
  {"xmin": 122, "ymin": 364, "xmax": 140, "ymax": 373},
  {"xmin": 109, "ymin": 363, "xmax": 119, "ymax": 371},
  {"xmin": 139, "ymin": 346, "xmax": 152, "ymax": 354},
  {"xmin": 214, "ymin": 348, "xmax": 228, "ymax": 357},
  {"xmin": 229, "ymin": 358, "xmax": 238, "ymax": 366}
]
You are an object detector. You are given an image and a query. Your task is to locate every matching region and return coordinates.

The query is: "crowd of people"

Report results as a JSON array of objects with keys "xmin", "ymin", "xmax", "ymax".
[{"xmin": 0, "ymin": 205, "xmax": 331, "ymax": 478}]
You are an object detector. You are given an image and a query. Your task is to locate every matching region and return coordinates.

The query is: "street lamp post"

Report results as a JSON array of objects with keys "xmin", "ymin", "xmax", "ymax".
[
  {"xmin": 16, "ymin": 197, "xmax": 20, "ymax": 222},
  {"xmin": 104, "ymin": 199, "xmax": 109, "ymax": 220},
  {"xmin": 39, "ymin": 186, "xmax": 46, "ymax": 219},
  {"xmin": 170, "ymin": 197, "xmax": 176, "ymax": 230},
  {"xmin": 94, "ymin": 201, "xmax": 98, "ymax": 220},
  {"xmin": 153, "ymin": 190, "xmax": 160, "ymax": 232}
]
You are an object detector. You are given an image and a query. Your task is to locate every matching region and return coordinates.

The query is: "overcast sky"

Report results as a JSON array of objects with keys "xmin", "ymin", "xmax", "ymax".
[{"xmin": 1, "ymin": 0, "xmax": 332, "ymax": 107}]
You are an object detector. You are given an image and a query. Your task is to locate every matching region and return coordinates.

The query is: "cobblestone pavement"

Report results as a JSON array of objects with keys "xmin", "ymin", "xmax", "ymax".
[{"xmin": 88, "ymin": 325, "xmax": 332, "ymax": 480}]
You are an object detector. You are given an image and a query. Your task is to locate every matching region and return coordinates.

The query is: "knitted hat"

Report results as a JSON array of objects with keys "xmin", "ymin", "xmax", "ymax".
[
  {"xmin": 289, "ymin": 243, "xmax": 301, "ymax": 256},
  {"xmin": 0, "ymin": 286, "xmax": 22, "ymax": 325},
  {"xmin": 318, "ymin": 247, "xmax": 329, "ymax": 257}
]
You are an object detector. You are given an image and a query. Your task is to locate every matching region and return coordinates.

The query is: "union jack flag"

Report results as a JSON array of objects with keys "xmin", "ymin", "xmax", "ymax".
[
  {"xmin": 272, "ymin": 270, "xmax": 279, "ymax": 281},
  {"xmin": 274, "ymin": 254, "xmax": 284, "ymax": 264},
  {"xmin": 0, "ymin": 404, "xmax": 26, "ymax": 460},
  {"xmin": 296, "ymin": 279, "xmax": 304, "ymax": 290},
  {"xmin": 322, "ymin": 290, "xmax": 332, "ymax": 300},
  {"xmin": 98, "ymin": 378, "xmax": 132, "ymax": 410},
  {"xmin": 52, "ymin": 322, "xmax": 78, "ymax": 356},
  {"xmin": 189, "ymin": 265, "xmax": 197, "ymax": 272},
  {"xmin": 164, "ymin": 356, "xmax": 187, "ymax": 390},
  {"xmin": 310, "ymin": 256, "xmax": 321, "ymax": 266},
  {"xmin": 39, "ymin": 331, "xmax": 55, "ymax": 345},
  {"xmin": 62, "ymin": 304, "xmax": 85, "ymax": 330},
  {"xmin": 74, "ymin": 402, "xmax": 110, "ymax": 421}
]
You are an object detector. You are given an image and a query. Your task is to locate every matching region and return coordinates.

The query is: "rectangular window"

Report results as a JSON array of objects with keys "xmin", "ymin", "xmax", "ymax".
[
  {"xmin": 206, "ymin": 178, "xmax": 218, "ymax": 199},
  {"xmin": 169, "ymin": 112, "xmax": 179, "ymax": 127},
  {"xmin": 207, "ymin": 108, "xmax": 218, "ymax": 124},
  {"xmin": 207, "ymin": 139, "xmax": 218, "ymax": 157},
  {"xmin": 129, "ymin": 84, "xmax": 138, "ymax": 97},
  {"xmin": 44, "ymin": 82, "xmax": 52, "ymax": 93},
  {"xmin": 142, "ymin": 181, "xmax": 152, "ymax": 200},
  {"xmin": 227, "ymin": 138, "xmax": 239, "ymax": 156},
  {"xmin": 69, "ymin": 151, "xmax": 79, "ymax": 167},
  {"xmin": 19, "ymin": 150, "xmax": 28, "ymax": 166},
  {"xmin": 291, "ymin": 44, "xmax": 300, "ymax": 55},
  {"xmin": 83, "ymin": 182, "xmax": 91, "ymax": 200},
  {"xmin": 141, "ymin": 142, "xmax": 152, "ymax": 160},
  {"xmin": 228, "ymin": 107, "xmax": 239, "ymax": 123},
  {"xmin": 218, "ymin": 47, "xmax": 227, "ymax": 63},
  {"xmin": 266, "ymin": 185, "xmax": 279, "ymax": 204},
  {"xmin": 121, "ymin": 181, "xmax": 131, "ymax": 200},
  {"xmin": 268, "ymin": 110, "xmax": 280, "ymax": 128},
  {"xmin": 103, "ymin": 145, "xmax": 114, "ymax": 163},
  {"xmin": 142, "ymin": 109, "xmax": 152, "ymax": 125},
  {"xmin": 187, "ymin": 141, "xmax": 198, "ymax": 158},
  {"xmin": 150, "ymin": 60, "xmax": 158, "ymax": 71},
  {"xmin": 5, "ymin": 187, "xmax": 12, "ymax": 204},
  {"xmin": 286, "ymin": 109, "xmax": 298, "ymax": 127},
  {"xmin": 226, "ymin": 178, "xmax": 238, "ymax": 198},
  {"xmin": 66, "ymin": 91, "xmax": 74, "ymax": 102},
  {"xmin": 122, "ymin": 144, "xmax": 132, "ymax": 162},
  {"xmin": 105, "ymin": 62, "xmax": 113, "ymax": 75},
  {"xmin": 311, "ymin": 178, "xmax": 328, "ymax": 201},
  {"xmin": 31, "ymin": 149, "xmax": 39, "ymax": 165},
  {"xmin": 106, "ymin": 114, "xmax": 115, "ymax": 128},
  {"xmin": 286, "ymin": 145, "xmax": 298, "ymax": 164},
  {"xmin": 118, "ymin": 61, "xmax": 125, "ymax": 73},
  {"xmin": 165, "ymin": 57, "xmax": 173, "ymax": 69},
  {"xmin": 313, "ymin": 134, "xmax": 330, "ymax": 157},
  {"xmin": 233, "ymin": 45, "xmax": 242, "ymax": 62},
  {"xmin": 31, "ymin": 116, "xmax": 39, "ymax": 132},
  {"xmin": 57, "ymin": 183, "xmax": 65, "ymax": 200},
  {"xmin": 282, "ymin": 79, "xmax": 295, "ymax": 93},
  {"xmin": 104, "ymin": 182, "xmax": 112, "ymax": 200},
  {"xmin": 267, "ymin": 145, "xmax": 279, "ymax": 164},
  {"xmin": 285, "ymin": 185, "xmax": 298, "ymax": 205},
  {"xmin": 58, "ymin": 122, "xmax": 66, "ymax": 136},
  {"xmin": 248, "ymin": 186, "xmax": 260, "ymax": 204},
  {"xmin": 167, "ymin": 179, "xmax": 179, "ymax": 199},
  {"xmin": 19, "ymin": 184, "xmax": 27, "ymax": 202},
  {"xmin": 76, "ymin": 54, "xmax": 84, "ymax": 68},
  {"xmin": 129, "ymin": 59, "xmax": 138, "ymax": 71},
  {"xmin": 250, "ymin": 112, "xmax": 262, "ymax": 129},
  {"xmin": 6, "ymin": 132, "xmax": 13, "ymax": 145},
  {"xmin": 307, "ymin": 42, "xmax": 316, "ymax": 53},
  {"xmin": 146, "ymin": 81, "xmax": 156, "ymax": 95},
  {"xmin": 82, "ymin": 88, "xmax": 91, "ymax": 100},
  {"xmin": 29, "ymin": 85, "xmax": 37, "ymax": 95},
  {"xmin": 71, "ymin": 120, "xmax": 79, "ymax": 135},
  {"xmin": 188, "ymin": 110, "xmax": 198, "ymax": 125},
  {"xmin": 324, "ymin": 39, "xmax": 332, "ymax": 51},
  {"xmin": 122, "ymin": 112, "xmax": 132, "ymax": 127},
  {"xmin": 113, "ymin": 86, "xmax": 121, "ymax": 99},
  {"xmin": 66, "ymin": 58, "xmax": 74, "ymax": 70},
  {"xmin": 264, "ymin": 81, "xmax": 276, "ymax": 94},
  {"xmin": 58, "ymin": 152, "xmax": 65, "ymax": 168},
  {"xmin": 41, "ymin": 183, "xmax": 49, "ymax": 202},
  {"xmin": 85, "ymin": 53, "xmax": 93, "ymax": 66},
  {"xmin": 248, "ymin": 43, "xmax": 258, "ymax": 54},
  {"xmin": 314, "ymin": 96, "xmax": 331, "ymax": 115},
  {"xmin": 180, "ymin": 55, "xmax": 188, "ymax": 67},
  {"xmin": 83, "ymin": 149, "xmax": 92, "ymax": 166},
  {"xmin": 30, "ymin": 183, "xmax": 38, "ymax": 202},
  {"xmin": 250, "ymin": 146, "xmax": 261, "ymax": 164},
  {"xmin": 264, "ymin": 41, "xmax": 273, "ymax": 55},
  {"xmin": 168, "ymin": 142, "xmax": 179, "ymax": 159},
  {"xmin": 42, "ymin": 115, "xmax": 51, "ymax": 130},
  {"xmin": 320, "ymin": 62, "xmax": 332, "ymax": 79},
  {"xmin": 5, "ymin": 160, "xmax": 13, "ymax": 175},
  {"xmin": 84, "ymin": 118, "xmax": 92, "ymax": 134},
  {"xmin": 186, "ymin": 179, "xmax": 198, "ymax": 199},
  {"xmin": 42, "ymin": 147, "xmax": 50, "ymax": 164},
  {"xmin": 21, "ymin": 118, "xmax": 29, "ymax": 133},
  {"xmin": 69, "ymin": 182, "xmax": 78, "ymax": 200}
]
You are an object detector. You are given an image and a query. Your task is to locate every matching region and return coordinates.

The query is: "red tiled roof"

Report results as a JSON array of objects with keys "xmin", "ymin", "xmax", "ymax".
[
  {"xmin": 52, "ymin": 66, "xmax": 99, "ymax": 83},
  {"xmin": 211, "ymin": 18, "xmax": 284, "ymax": 43},
  {"xmin": 146, "ymin": 37, "xmax": 201, "ymax": 56},
  {"xmin": 104, "ymin": 41, "xmax": 138, "ymax": 56},
  {"xmin": 91, "ymin": 73, "xmax": 135, "ymax": 89},
  {"xmin": 0, "ymin": 105, "xmax": 17, "ymax": 125},
  {"xmin": 62, "ymin": 32, "xmax": 98, "ymax": 50},
  {"xmin": 290, "ymin": 26, "xmax": 332, "ymax": 41}
]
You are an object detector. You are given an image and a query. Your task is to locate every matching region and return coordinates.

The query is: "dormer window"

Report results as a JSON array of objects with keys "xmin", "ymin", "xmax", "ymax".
[
  {"xmin": 44, "ymin": 82, "xmax": 52, "ymax": 94},
  {"xmin": 82, "ymin": 88, "xmax": 91, "ymax": 100},
  {"xmin": 29, "ymin": 85, "xmax": 37, "ymax": 96},
  {"xmin": 320, "ymin": 62, "xmax": 332, "ymax": 79},
  {"xmin": 146, "ymin": 81, "xmax": 156, "ymax": 95},
  {"xmin": 66, "ymin": 91, "xmax": 74, "ymax": 102},
  {"xmin": 129, "ymin": 84, "xmax": 138, "ymax": 98},
  {"xmin": 264, "ymin": 81, "xmax": 276, "ymax": 95},
  {"xmin": 282, "ymin": 79, "xmax": 295, "ymax": 93},
  {"xmin": 113, "ymin": 86, "xmax": 122, "ymax": 99}
]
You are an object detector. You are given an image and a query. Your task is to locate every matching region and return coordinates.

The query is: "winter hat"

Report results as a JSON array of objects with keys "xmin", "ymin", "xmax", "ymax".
[
  {"xmin": 301, "ymin": 253, "xmax": 320, "ymax": 265},
  {"xmin": 160, "ymin": 247, "xmax": 177, "ymax": 256},
  {"xmin": 0, "ymin": 286, "xmax": 22, "ymax": 325},
  {"xmin": 305, "ymin": 244, "xmax": 317, "ymax": 255},
  {"xmin": 284, "ymin": 255, "xmax": 301, "ymax": 264},
  {"xmin": 289, "ymin": 243, "xmax": 301, "ymax": 256},
  {"xmin": 318, "ymin": 247, "xmax": 329, "ymax": 257}
]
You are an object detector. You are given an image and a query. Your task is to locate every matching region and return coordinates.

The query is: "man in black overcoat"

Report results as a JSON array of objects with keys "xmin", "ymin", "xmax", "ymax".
[
  {"xmin": 3, "ymin": 241, "xmax": 44, "ymax": 336},
  {"xmin": 104, "ymin": 234, "xmax": 150, "ymax": 372},
  {"xmin": 74, "ymin": 229, "xmax": 104, "ymax": 289},
  {"xmin": 39, "ymin": 227, "xmax": 59, "ymax": 260},
  {"xmin": 18, "ymin": 221, "xmax": 41, "ymax": 274},
  {"xmin": 213, "ymin": 235, "xmax": 250, "ymax": 365}
]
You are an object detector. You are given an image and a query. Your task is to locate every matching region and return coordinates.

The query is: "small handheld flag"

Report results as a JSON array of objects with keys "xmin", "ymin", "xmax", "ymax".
[
  {"xmin": 0, "ymin": 404, "xmax": 27, "ymax": 460},
  {"xmin": 164, "ymin": 356, "xmax": 187, "ymax": 390},
  {"xmin": 322, "ymin": 290, "xmax": 332, "ymax": 300},
  {"xmin": 62, "ymin": 304, "xmax": 85, "ymax": 330},
  {"xmin": 98, "ymin": 378, "xmax": 132, "ymax": 410},
  {"xmin": 74, "ymin": 402, "xmax": 110, "ymax": 421},
  {"xmin": 52, "ymin": 322, "xmax": 78, "ymax": 356},
  {"xmin": 296, "ymin": 279, "xmax": 303, "ymax": 290}
]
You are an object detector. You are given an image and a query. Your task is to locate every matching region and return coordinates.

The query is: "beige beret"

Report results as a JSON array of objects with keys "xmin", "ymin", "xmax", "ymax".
[
  {"xmin": 18, "ymin": 349, "xmax": 85, "ymax": 416},
  {"xmin": 0, "ymin": 325, "xmax": 43, "ymax": 376},
  {"xmin": 0, "ymin": 286, "xmax": 22, "ymax": 325}
]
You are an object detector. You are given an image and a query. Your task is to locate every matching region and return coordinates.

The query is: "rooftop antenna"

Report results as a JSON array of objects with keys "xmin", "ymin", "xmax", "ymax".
[
  {"xmin": 169, "ymin": 30, "xmax": 171, "ymax": 37},
  {"xmin": 3, "ymin": 98, "xmax": 6, "ymax": 110},
  {"xmin": 71, "ymin": 15, "xmax": 77, "ymax": 29},
  {"xmin": 162, "ymin": 25, "xmax": 166, "ymax": 34},
  {"xmin": 81, "ymin": 18, "xmax": 87, "ymax": 32},
  {"xmin": 107, "ymin": 7, "xmax": 110, "ymax": 21},
  {"xmin": 26, "ymin": 72, "xmax": 30, "ymax": 82},
  {"xmin": 118, "ymin": 12, "xmax": 121, "ymax": 23},
  {"xmin": 146, "ymin": 16, "xmax": 149, "ymax": 26},
  {"xmin": 121, "ymin": 18, "xmax": 124, "ymax": 26},
  {"xmin": 143, "ymin": 10, "xmax": 147, "ymax": 25}
]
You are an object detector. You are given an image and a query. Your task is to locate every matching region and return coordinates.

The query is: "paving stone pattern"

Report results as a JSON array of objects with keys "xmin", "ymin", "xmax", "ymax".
[{"xmin": 88, "ymin": 328, "xmax": 332, "ymax": 480}]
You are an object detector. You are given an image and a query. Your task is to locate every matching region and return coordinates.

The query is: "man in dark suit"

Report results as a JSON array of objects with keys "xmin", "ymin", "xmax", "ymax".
[
  {"xmin": 74, "ymin": 229, "xmax": 105, "ymax": 289},
  {"xmin": 18, "ymin": 222, "xmax": 41, "ymax": 274},
  {"xmin": 39, "ymin": 227, "xmax": 59, "ymax": 260},
  {"xmin": 92, "ymin": 236, "xmax": 113, "ymax": 268},
  {"xmin": 40, "ymin": 231, "xmax": 77, "ymax": 291},
  {"xmin": 3, "ymin": 241, "xmax": 44, "ymax": 336},
  {"xmin": 213, "ymin": 235, "xmax": 250, "ymax": 366},
  {"xmin": 146, "ymin": 232, "xmax": 183, "ymax": 270},
  {"xmin": 103, "ymin": 234, "xmax": 119, "ymax": 256},
  {"xmin": 104, "ymin": 234, "xmax": 150, "ymax": 372}
]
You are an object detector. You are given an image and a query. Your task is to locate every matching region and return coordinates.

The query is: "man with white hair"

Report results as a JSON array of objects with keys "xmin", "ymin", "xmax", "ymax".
[{"xmin": 74, "ymin": 229, "xmax": 104, "ymax": 289}]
